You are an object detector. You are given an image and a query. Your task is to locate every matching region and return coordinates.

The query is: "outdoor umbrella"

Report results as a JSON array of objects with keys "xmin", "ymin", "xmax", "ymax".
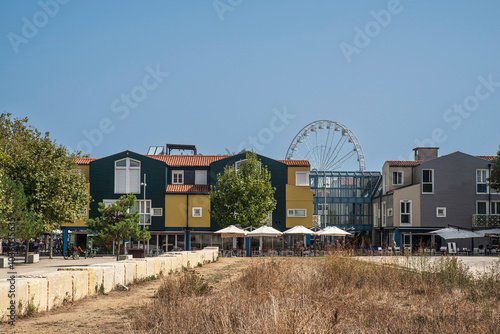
[
  {"xmin": 430, "ymin": 227, "xmax": 482, "ymax": 239},
  {"xmin": 215, "ymin": 225, "xmax": 247, "ymax": 249},
  {"xmin": 283, "ymin": 225, "xmax": 316, "ymax": 247},
  {"xmin": 477, "ymin": 228, "xmax": 500, "ymax": 236},
  {"xmin": 247, "ymin": 226, "xmax": 282, "ymax": 250},
  {"xmin": 316, "ymin": 226, "xmax": 352, "ymax": 236}
]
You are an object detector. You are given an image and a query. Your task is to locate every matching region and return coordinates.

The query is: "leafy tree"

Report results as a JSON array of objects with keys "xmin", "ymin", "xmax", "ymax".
[
  {"xmin": 1, "ymin": 175, "xmax": 44, "ymax": 263},
  {"xmin": 86, "ymin": 193, "xmax": 150, "ymax": 260},
  {"xmin": 488, "ymin": 146, "xmax": 500, "ymax": 193},
  {"xmin": 0, "ymin": 113, "xmax": 89, "ymax": 258},
  {"xmin": 210, "ymin": 152, "xmax": 276, "ymax": 229}
]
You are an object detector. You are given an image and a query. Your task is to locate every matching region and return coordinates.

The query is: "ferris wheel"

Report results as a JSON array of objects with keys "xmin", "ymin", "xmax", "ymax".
[{"xmin": 285, "ymin": 120, "xmax": 366, "ymax": 171}]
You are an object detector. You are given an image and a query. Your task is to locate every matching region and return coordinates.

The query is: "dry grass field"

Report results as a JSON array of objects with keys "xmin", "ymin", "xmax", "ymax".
[{"xmin": 131, "ymin": 256, "xmax": 500, "ymax": 334}]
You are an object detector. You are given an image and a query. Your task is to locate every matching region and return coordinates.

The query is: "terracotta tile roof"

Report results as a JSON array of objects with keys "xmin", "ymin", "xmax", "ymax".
[
  {"xmin": 166, "ymin": 185, "xmax": 210, "ymax": 193},
  {"xmin": 278, "ymin": 160, "xmax": 310, "ymax": 167},
  {"xmin": 477, "ymin": 156, "xmax": 498, "ymax": 161},
  {"xmin": 73, "ymin": 158, "xmax": 99, "ymax": 165},
  {"xmin": 148, "ymin": 155, "xmax": 229, "ymax": 166},
  {"xmin": 386, "ymin": 160, "xmax": 422, "ymax": 167}
]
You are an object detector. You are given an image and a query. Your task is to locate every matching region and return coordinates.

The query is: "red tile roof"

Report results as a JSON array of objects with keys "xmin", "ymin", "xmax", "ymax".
[
  {"xmin": 477, "ymin": 156, "xmax": 498, "ymax": 161},
  {"xmin": 73, "ymin": 158, "xmax": 99, "ymax": 165},
  {"xmin": 386, "ymin": 160, "xmax": 422, "ymax": 167},
  {"xmin": 278, "ymin": 160, "xmax": 310, "ymax": 167},
  {"xmin": 148, "ymin": 155, "xmax": 229, "ymax": 166},
  {"xmin": 166, "ymin": 185, "xmax": 210, "ymax": 193}
]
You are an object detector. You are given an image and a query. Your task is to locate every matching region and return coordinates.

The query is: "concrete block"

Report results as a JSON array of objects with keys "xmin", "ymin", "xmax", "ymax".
[
  {"xmin": 0, "ymin": 281, "xmax": 16, "ymax": 322},
  {"xmin": 46, "ymin": 272, "xmax": 73, "ymax": 310},
  {"xmin": 69, "ymin": 271, "xmax": 89, "ymax": 302},
  {"xmin": 122, "ymin": 262, "xmax": 136, "ymax": 285},
  {"xmin": 13, "ymin": 279, "xmax": 29, "ymax": 316},
  {"xmin": 118, "ymin": 255, "xmax": 132, "ymax": 261},
  {"xmin": 163, "ymin": 254, "xmax": 183, "ymax": 272},
  {"xmin": 24, "ymin": 277, "xmax": 48, "ymax": 313},
  {"xmin": 95, "ymin": 263, "xmax": 125, "ymax": 288},
  {"xmin": 99, "ymin": 266, "xmax": 115, "ymax": 293},
  {"xmin": 0, "ymin": 257, "xmax": 9, "ymax": 268},
  {"xmin": 170, "ymin": 252, "xmax": 189, "ymax": 268},
  {"xmin": 58, "ymin": 267, "xmax": 104, "ymax": 296},
  {"xmin": 125, "ymin": 260, "xmax": 147, "ymax": 281},
  {"xmin": 27, "ymin": 253, "xmax": 39, "ymax": 263}
]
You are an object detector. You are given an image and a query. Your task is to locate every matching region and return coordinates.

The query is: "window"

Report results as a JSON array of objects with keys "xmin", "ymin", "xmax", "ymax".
[
  {"xmin": 387, "ymin": 208, "xmax": 393, "ymax": 217},
  {"xmin": 288, "ymin": 209, "xmax": 306, "ymax": 217},
  {"xmin": 392, "ymin": 171, "xmax": 403, "ymax": 185},
  {"xmin": 131, "ymin": 200, "xmax": 152, "ymax": 225},
  {"xmin": 422, "ymin": 169, "xmax": 434, "ymax": 194},
  {"xmin": 80, "ymin": 208, "xmax": 88, "ymax": 216},
  {"xmin": 172, "ymin": 170, "xmax": 184, "ymax": 185},
  {"xmin": 400, "ymin": 200, "xmax": 411, "ymax": 224},
  {"xmin": 195, "ymin": 170, "xmax": 207, "ymax": 185},
  {"xmin": 115, "ymin": 158, "xmax": 141, "ymax": 194},
  {"xmin": 192, "ymin": 207, "xmax": 202, "ymax": 217},
  {"xmin": 490, "ymin": 202, "xmax": 500, "ymax": 214},
  {"xmin": 152, "ymin": 208, "xmax": 163, "ymax": 216},
  {"xmin": 235, "ymin": 159, "xmax": 247, "ymax": 172},
  {"xmin": 477, "ymin": 201, "xmax": 488, "ymax": 215},
  {"xmin": 296, "ymin": 171, "xmax": 310, "ymax": 186},
  {"xmin": 436, "ymin": 207, "xmax": 446, "ymax": 217},
  {"xmin": 103, "ymin": 199, "xmax": 117, "ymax": 208},
  {"xmin": 381, "ymin": 202, "xmax": 386, "ymax": 227},
  {"xmin": 373, "ymin": 203, "xmax": 379, "ymax": 227},
  {"xmin": 476, "ymin": 169, "xmax": 488, "ymax": 194}
]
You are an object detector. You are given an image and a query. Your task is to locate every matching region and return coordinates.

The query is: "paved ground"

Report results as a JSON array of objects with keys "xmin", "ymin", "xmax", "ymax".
[
  {"xmin": 356, "ymin": 255, "xmax": 500, "ymax": 276},
  {"xmin": 0, "ymin": 255, "xmax": 118, "ymax": 280}
]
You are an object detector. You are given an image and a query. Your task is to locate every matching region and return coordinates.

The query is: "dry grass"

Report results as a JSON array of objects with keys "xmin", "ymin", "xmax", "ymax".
[{"xmin": 130, "ymin": 256, "xmax": 500, "ymax": 333}]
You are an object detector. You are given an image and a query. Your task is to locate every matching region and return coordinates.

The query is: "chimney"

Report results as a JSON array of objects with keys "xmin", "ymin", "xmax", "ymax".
[{"xmin": 413, "ymin": 147, "xmax": 438, "ymax": 162}]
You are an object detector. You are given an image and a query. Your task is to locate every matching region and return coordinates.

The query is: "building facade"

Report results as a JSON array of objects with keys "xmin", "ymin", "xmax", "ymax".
[{"xmin": 63, "ymin": 150, "xmax": 313, "ymax": 252}]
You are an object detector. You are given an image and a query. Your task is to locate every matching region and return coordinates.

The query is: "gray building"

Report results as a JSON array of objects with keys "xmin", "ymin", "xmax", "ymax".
[{"xmin": 373, "ymin": 147, "xmax": 498, "ymax": 251}]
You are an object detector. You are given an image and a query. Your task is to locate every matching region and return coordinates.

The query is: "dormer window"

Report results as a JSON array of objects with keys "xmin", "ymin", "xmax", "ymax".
[
  {"xmin": 172, "ymin": 170, "xmax": 184, "ymax": 185},
  {"xmin": 392, "ymin": 171, "xmax": 403, "ymax": 185},
  {"xmin": 115, "ymin": 158, "xmax": 140, "ymax": 194}
]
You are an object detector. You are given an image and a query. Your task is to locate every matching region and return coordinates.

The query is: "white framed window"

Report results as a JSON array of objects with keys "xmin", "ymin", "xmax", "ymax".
[
  {"xmin": 172, "ymin": 170, "xmax": 184, "ymax": 185},
  {"xmin": 103, "ymin": 199, "xmax": 117, "ymax": 208},
  {"xmin": 192, "ymin": 207, "xmax": 202, "ymax": 217},
  {"xmin": 490, "ymin": 201, "xmax": 500, "ymax": 214},
  {"xmin": 422, "ymin": 169, "xmax": 434, "ymax": 194},
  {"xmin": 288, "ymin": 209, "xmax": 306, "ymax": 217},
  {"xmin": 195, "ymin": 170, "xmax": 207, "ymax": 185},
  {"xmin": 295, "ymin": 171, "xmax": 310, "ymax": 186},
  {"xmin": 152, "ymin": 208, "xmax": 163, "ymax": 216},
  {"xmin": 235, "ymin": 159, "xmax": 247, "ymax": 172},
  {"xmin": 373, "ymin": 203, "xmax": 379, "ymax": 227},
  {"xmin": 400, "ymin": 200, "xmax": 412, "ymax": 225},
  {"xmin": 476, "ymin": 169, "xmax": 488, "ymax": 194},
  {"xmin": 80, "ymin": 207, "xmax": 88, "ymax": 216},
  {"xmin": 115, "ymin": 158, "xmax": 141, "ymax": 194},
  {"xmin": 392, "ymin": 171, "xmax": 403, "ymax": 185},
  {"xmin": 381, "ymin": 202, "xmax": 386, "ymax": 227},
  {"xmin": 477, "ymin": 201, "xmax": 488, "ymax": 215},
  {"xmin": 436, "ymin": 207, "xmax": 446, "ymax": 217},
  {"xmin": 387, "ymin": 208, "xmax": 393, "ymax": 217},
  {"xmin": 131, "ymin": 200, "xmax": 152, "ymax": 225}
]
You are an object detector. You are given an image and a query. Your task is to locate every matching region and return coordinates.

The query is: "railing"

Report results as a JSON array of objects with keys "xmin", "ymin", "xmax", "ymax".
[{"xmin": 472, "ymin": 214, "xmax": 500, "ymax": 227}]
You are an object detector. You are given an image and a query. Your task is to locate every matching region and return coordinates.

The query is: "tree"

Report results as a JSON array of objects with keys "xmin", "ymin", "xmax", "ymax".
[
  {"xmin": 0, "ymin": 113, "xmax": 89, "ymax": 258},
  {"xmin": 86, "ymin": 193, "xmax": 150, "ymax": 261},
  {"xmin": 1, "ymin": 174, "xmax": 44, "ymax": 263},
  {"xmin": 210, "ymin": 152, "xmax": 277, "ymax": 229},
  {"xmin": 489, "ymin": 146, "xmax": 500, "ymax": 193}
]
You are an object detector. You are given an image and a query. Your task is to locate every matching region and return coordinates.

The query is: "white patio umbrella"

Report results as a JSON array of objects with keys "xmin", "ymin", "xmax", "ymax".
[
  {"xmin": 247, "ymin": 226, "xmax": 282, "ymax": 250},
  {"xmin": 283, "ymin": 225, "xmax": 316, "ymax": 246},
  {"xmin": 215, "ymin": 225, "xmax": 247, "ymax": 249},
  {"xmin": 430, "ymin": 227, "xmax": 482, "ymax": 239},
  {"xmin": 316, "ymin": 226, "xmax": 352, "ymax": 236},
  {"xmin": 477, "ymin": 228, "xmax": 500, "ymax": 236}
]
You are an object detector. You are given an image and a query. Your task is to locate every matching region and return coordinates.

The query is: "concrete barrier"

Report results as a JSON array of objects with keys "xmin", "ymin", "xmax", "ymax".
[
  {"xmin": 0, "ymin": 257, "xmax": 9, "ymax": 268},
  {"xmin": 0, "ymin": 248, "xmax": 219, "ymax": 322},
  {"xmin": 27, "ymin": 254, "xmax": 39, "ymax": 263}
]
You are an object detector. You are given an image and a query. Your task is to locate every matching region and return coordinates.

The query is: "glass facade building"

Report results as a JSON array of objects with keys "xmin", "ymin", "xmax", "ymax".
[{"xmin": 310, "ymin": 171, "xmax": 381, "ymax": 231}]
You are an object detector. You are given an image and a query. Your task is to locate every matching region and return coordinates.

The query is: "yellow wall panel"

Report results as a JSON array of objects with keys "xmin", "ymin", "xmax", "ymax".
[
  {"xmin": 287, "ymin": 166, "xmax": 311, "ymax": 190},
  {"xmin": 165, "ymin": 194, "xmax": 187, "ymax": 228},
  {"xmin": 285, "ymin": 184, "xmax": 314, "ymax": 228},
  {"xmin": 188, "ymin": 195, "xmax": 211, "ymax": 228}
]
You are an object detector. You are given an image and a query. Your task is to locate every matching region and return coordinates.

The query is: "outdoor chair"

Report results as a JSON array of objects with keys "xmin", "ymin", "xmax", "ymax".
[{"xmin": 478, "ymin": 248, "xmax": 485, "ymax": 256}]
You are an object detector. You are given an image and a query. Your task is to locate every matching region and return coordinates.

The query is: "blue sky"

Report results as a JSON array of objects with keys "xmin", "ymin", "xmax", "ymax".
[{"xmin": 1, "ymin": 0, "xmax": 499, "ymax": 171}]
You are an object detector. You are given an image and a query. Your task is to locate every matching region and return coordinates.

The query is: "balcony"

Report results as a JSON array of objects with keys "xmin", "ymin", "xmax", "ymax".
[{"xmin": 472, "ymin": 214, "xmax": 500, "ymax": 227}]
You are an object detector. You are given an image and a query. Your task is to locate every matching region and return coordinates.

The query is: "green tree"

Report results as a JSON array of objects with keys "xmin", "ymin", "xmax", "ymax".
[
  {"xmin": 488, "ymin": 146, "xmax": 500, "ymax": 192},
  {"xmin": 1, "ymin": 175, "xmax": 44, "ymax": 263},
  {"xmin": 0, "ymin": 113, "xmax": 89, "ymax": 258},
  {"xmin": 210, "ymin": 152, "xmax": 277, "ymax": 229},
  {"xmin": 86, "ymin": 193, "xmax": 150, "ymax": 260}
]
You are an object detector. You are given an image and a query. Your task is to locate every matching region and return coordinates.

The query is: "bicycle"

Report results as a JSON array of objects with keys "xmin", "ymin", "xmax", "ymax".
[
  {"xmin": 63, "ymin": 247, "xmax": 77, "ymax": 260},
  {"xmin": 86, "ymin": 248, "xmax": 96, "ymax": 258}
]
